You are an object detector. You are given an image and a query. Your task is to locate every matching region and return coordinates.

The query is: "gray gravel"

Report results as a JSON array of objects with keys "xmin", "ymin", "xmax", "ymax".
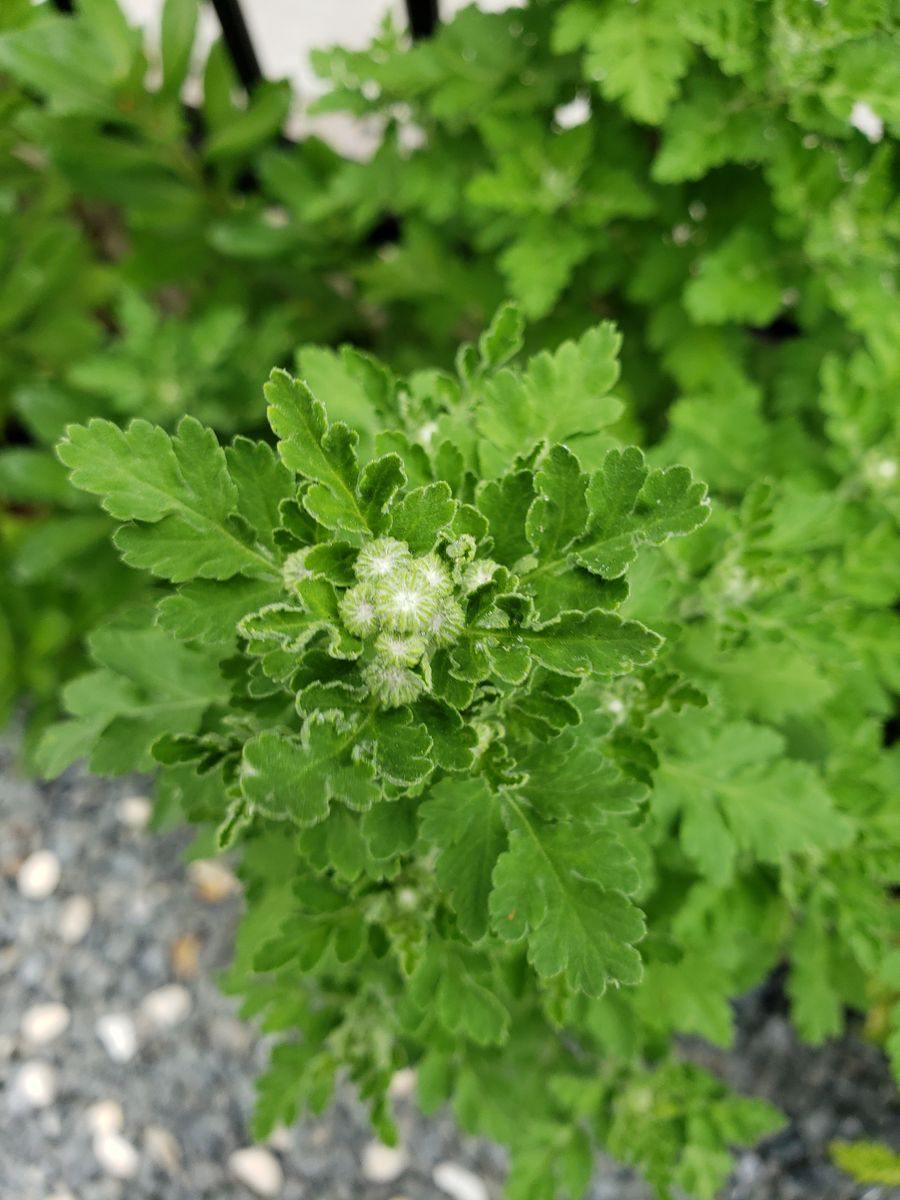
[{"xmin": 2, "ymin": 734, "xmax": 899, "ymax": 1200}]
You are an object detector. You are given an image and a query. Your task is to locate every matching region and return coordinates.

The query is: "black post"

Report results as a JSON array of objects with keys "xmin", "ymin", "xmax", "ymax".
[
  {"xmin": 52, "ymin": 0, "xmax": 75, "ymax": 10},
  {"xmin": 405, "ymin": 0, "xmax": 440, "ymax": 40},
  {"xmin": 210, "ymin": 0, "xmax": 263, "ymax": 93}
]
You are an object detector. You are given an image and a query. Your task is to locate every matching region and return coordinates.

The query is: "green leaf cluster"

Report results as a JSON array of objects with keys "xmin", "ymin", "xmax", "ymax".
[{"xmin": 2, "ymin": 0, "xmax": 900, "ymax": 1197}]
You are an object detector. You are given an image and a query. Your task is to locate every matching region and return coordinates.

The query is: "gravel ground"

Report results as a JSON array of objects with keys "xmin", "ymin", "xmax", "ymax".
[{"xmin": 2, "ymin": 736, "xmax": 899, "ymax": 1200}]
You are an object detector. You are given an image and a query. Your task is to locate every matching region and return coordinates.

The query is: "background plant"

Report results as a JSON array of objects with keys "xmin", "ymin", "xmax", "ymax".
[
  {"xmin": 0, "ymin": 0, "xmax": 367, "ymax": 752},
  {"xmin": 2, "ymin": 0, "xmax": 900, "ymax": 1196}
]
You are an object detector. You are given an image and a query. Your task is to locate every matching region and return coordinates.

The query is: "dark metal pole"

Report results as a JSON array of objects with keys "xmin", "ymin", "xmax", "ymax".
[
  {"xmin": 210, "ymin": 0, "xmax": 263, "ymax": 92},
  {"xmin": 405, "ymin": 0, "xmax": 440, "ymax": 40}
]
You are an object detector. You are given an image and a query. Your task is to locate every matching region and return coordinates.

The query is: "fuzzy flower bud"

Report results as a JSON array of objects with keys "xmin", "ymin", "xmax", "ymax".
[
  {"xmin": 375, "ymin": 562, "xmax": 438, "ymax": 633},
  {"xmin": 339, "ymin": 582, "xmax": 378, "ymax": 637},
  {"xmin": 425, "ymin": 597, "xmax": 466, "ymax": 648},
  {"xmin": 416, "ymin": 552, "xmax": 453, "ymax": 596},
  {"xmin": 363, "ymin": 660, "xmax": 426, "ymax": 708},
  {"xmin": 375, "ymin": 632, "xmax": 427, "ymax": 667},
  {"xmin": 355, "ymin": 537, "xmax": 411, "ymax": 583}
]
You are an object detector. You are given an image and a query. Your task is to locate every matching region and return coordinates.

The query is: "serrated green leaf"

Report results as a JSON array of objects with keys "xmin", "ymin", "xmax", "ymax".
[
  {"xmin": 241, "ymin": 724, "xmax": 379, "ymax": 825},
  {"xmin": 157, "ymin": 578, "xmax": 283, "ymax": 646},
  {"xmin": 420, "ymin": 777, "xmax": 507, "ymax": 941},
  {"xmin": 473, "ymin": 608, "xmax": 661, "ymax": 678},
  {"xmin": 478, "ymin": 301, "xmax": 525, "ymax": 371},
  {"xmin": 654, "ymin": 711, "xmax": 855, "ymax": 884},
  {"xmin": 389, "ymin": 482, "xmax": 457, "ymax": 553},
  {"xmin": 578, "ymin": 447, "xmax": 710, "ymax": 578},
  {"xmin": 265, "ymin": 369, "xmax": 368, "ymax": 534},
  {"xmin": 59, "ymin": 417, "xmax": 273, "ymax": 581},
  {"xmin": 491, "ymin": 806, "xmax": 644, "ymax": 995},
  {"xmin": 37, "ymin": 624, "xmax": 226, "ymax": 778},
  {"xmin": 526, "ymin": 445, "xmax": 589, "ymax": 559}
]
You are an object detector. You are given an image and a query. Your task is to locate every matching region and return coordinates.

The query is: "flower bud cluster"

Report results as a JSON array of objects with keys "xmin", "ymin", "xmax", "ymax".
[{"xmin": 339, "ymin": 538, "xmax": 470, "ymax": 707}]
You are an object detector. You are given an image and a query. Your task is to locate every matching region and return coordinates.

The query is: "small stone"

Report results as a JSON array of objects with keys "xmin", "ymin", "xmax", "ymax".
[
  {"xmin": 144, "ymin": 1124, "xmax": 182, "ymax": 1173},
  {"xmin": 433, "ymin": 1162, "xmax": 489, "ymax": 1200},
  {"xmin": 140, "ymin": 984, "xmax": 192, "ymax": 1028},
  {"xmin": 93, "ymin": 1131, "xmax": 140, "ymax": 1179},
  {"xmin": 189, "ymin": 858, "xmax": 239, "ymax": 902},
  {"xmin": 169, "ymin": 932, "xmax": 202, "ymax": 978},
  {"xmin": 21, "ymin": 1001, "xmax": 71, "ymax": 1046},
  {"xmin": 17, "ymin": 850, "xmax": 61, "ymax": 899},
  {"xmin": 362, "ymin": 1140, "xmax": 409, "ymax": 1183},
  {"xmin": 58, "ymin": 894, "xmax": 93, "ymax": 944},
  {"xmin": 13, "ymin": 1061, "xmax": 57, "ymax": 1108},
  {"xmin": 95, "ymin": 1013, "xmax": 138, "ymax": 1063},
  {"xmin": 86, "ymin": 1099, "xmax": 125, "ymax": 1136},
  {"xmin": 267, "ymin": 1126, "xmax": 292, "ymax": 1152},
  {"xmin": 388, "ymin": 1067, "xmax": 416, "ymax": 1099},
  {"xmin": 228, "ymin": 1147, "xmax": 284, "ymax": 1196},
  {"xmin": 117, "ymin": 794, "xmax": 152, "ymax": 830}
]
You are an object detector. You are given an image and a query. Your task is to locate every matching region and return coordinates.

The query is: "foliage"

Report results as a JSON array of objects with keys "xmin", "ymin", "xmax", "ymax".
[
  {"xmin": 0, "ymin": 0, "xmax": 361, "ymax": 752},
  {"xmin": 3, "ymin": 0, "xmax": 900, "ymax": 1197},
  {"xmin": 831, "ymin": 1139, "xmax": 900, "ymax": 1186}
]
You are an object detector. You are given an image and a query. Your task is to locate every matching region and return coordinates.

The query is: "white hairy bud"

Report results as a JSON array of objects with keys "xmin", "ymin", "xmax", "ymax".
[
  {"xmin": 425, "ymin": 597, "xmax": 466, "ymax": 648},
  {"xmin": 375, "ymin": 563, "xmax": 438, "ymax": 633},
  {"xmin": 339, "ymin": 582, "xmax": 379, "ymax": 637},
  {"xmin": 355, "ymin": 537, "xmax": 411, "ymax": 582},
  {"xmin": 363, "ymin": 660, "xmax": 426, "ymax": 708},
  {"xmin": 375, "ymin": 632, "xmax": 427, "ymax": 667}
]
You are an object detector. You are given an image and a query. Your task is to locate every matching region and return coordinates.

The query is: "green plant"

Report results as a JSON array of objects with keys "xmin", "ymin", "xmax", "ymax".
[
  {"xmin": 0, "ymin": 0, "xmax": 366, "ymax": 748},
  {"xmin": 41, "ymin": 309, "xmax": 858, "ymax": 1198},
  {"xmin": 293, "ymin": 0, "xmax": 900, "ymax": 1109},
  {"xmin": 5, "ymin": 0, "xmax": 900, "ymax": 1195}
]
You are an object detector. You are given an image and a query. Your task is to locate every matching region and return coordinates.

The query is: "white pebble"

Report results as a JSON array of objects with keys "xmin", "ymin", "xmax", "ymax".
[
  {"xmin": 228, "ymin": 1147, "xmax": 284, "ymax": 1197},
  {"xmin": 86, "ymin": 1099, "xmax": 125, "ymax": 1136},
  {"xmin": 388, "ymin": 1067, "xmax": 417, "ymax": 1099},
  {"xmin": 93, "ymin": 1131, "xmax": 140, "ymax": 1179},
  {"xmin": 189, "ymin": 858, "xmax": 239, "ymax": 902},
  {"xmin": 58, "ymin": 894, "xmax": 93, "ymax": 944},
  {"xmin": 433, "ymin": 1162, "xmax": 489, "ymax": 1200},
  {"xmin": 14, "ymin": 1061, "xmax": 57, "ymax": 1108},
  {"xmin": 21, "ymin": 1002, "xmax": 70, "ymax": 1046},
  {"xmin": 266, "ymin": 1125, "xmax": 292, "ymax": 1152},
  {"xmin": 117, "ymin": 794, "xmax": 152, "ymax": 830},
  {"xmin": 95, "ymin": 1013, "xmax": 138, "ymax": 1063},
  {"xmin": 17, "ymin": 850, "xmax": 61, "ymax": 900},
  {"xmin": 140, "ymin": 984, "xmax": 192, "ymax": 1029},
  {"xmin": 362, "ymin": 1140, "xmax": 409, "ymax": 1183},
  {"xmin": 144, "ymin": 1124, "xmax": 182, "ymax": 1173}
]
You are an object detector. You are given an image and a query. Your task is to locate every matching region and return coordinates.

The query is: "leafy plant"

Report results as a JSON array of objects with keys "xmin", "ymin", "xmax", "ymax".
[
  {"xmin": 39, "ymin": 311, "xmax": 815, "ymax": 1198},
  {"xmin": 0, "ymin": 0, "xmax": 366, "ymax": 749},
  {"xmin": 4, "ymin": 0, "xmax": 900, "ymax": 1195}
]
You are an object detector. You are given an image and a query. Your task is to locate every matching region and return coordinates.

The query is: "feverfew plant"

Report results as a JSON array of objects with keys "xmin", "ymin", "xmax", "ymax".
[{"xmin": 39, "ymin": 313, "xmax": 791, "ymax": 1198}]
